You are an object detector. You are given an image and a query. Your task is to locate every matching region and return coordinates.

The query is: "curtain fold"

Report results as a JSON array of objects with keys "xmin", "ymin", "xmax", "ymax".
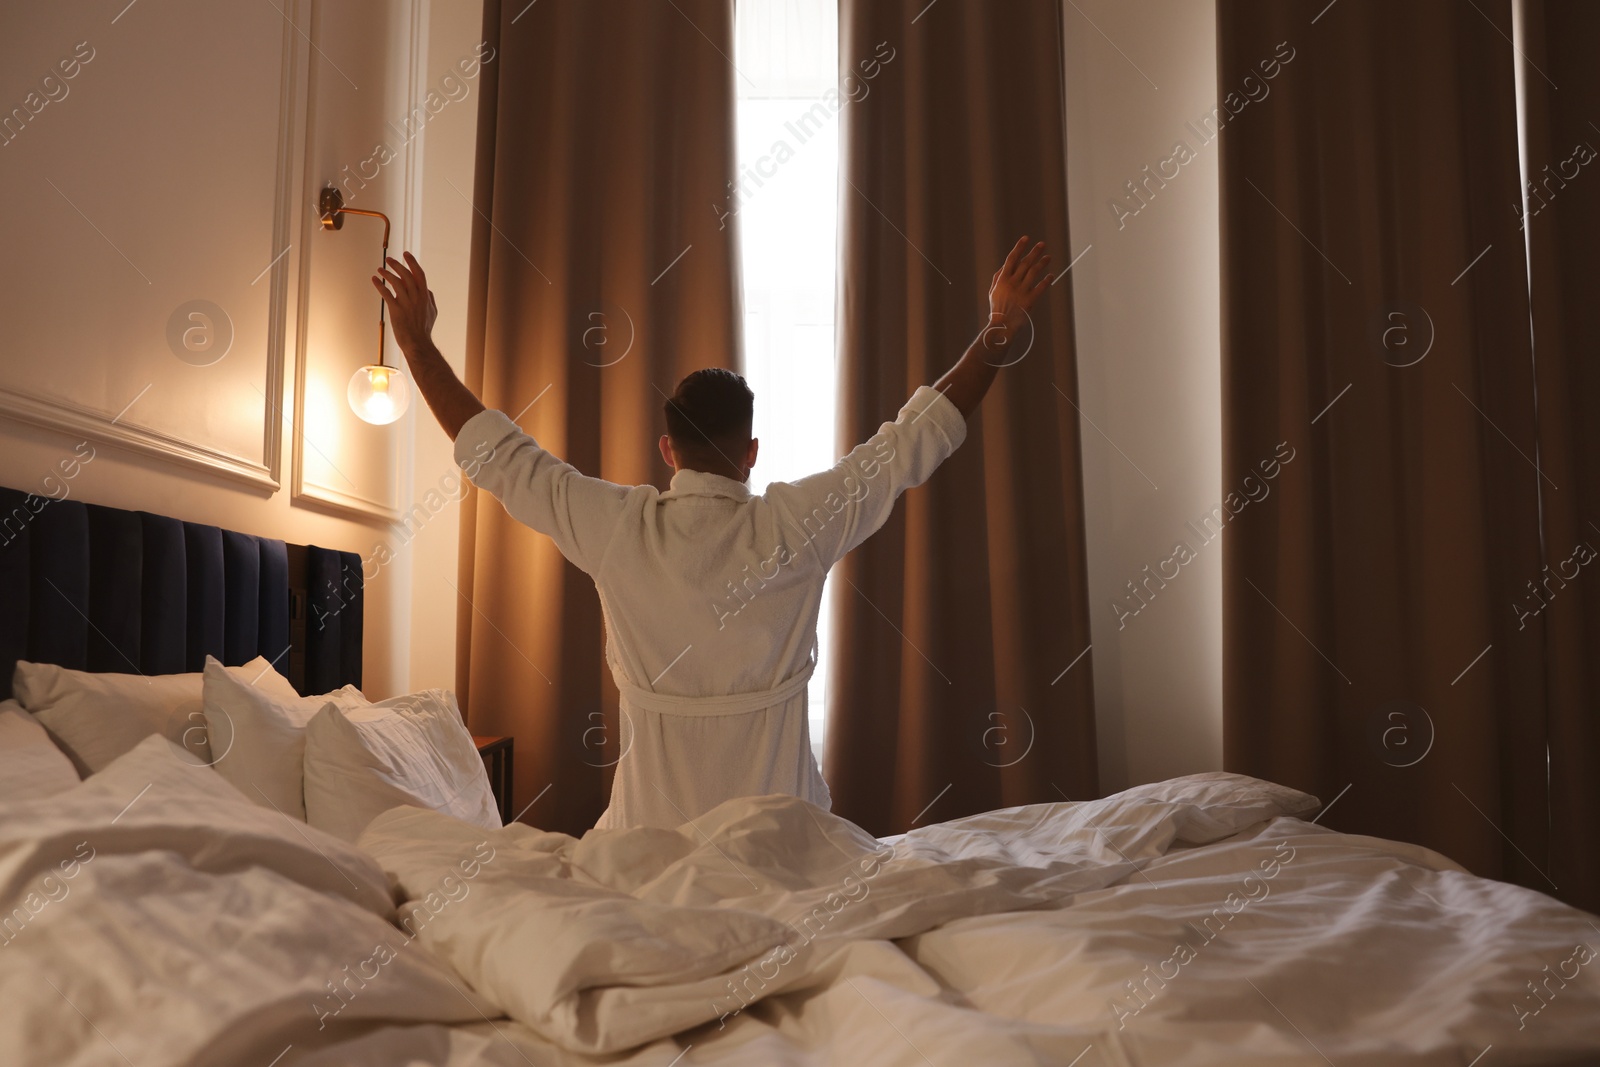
[
  {"xmin": 459, "ymin": 0, "xmax": 743, "ymax": 834},
  {"xmin": 827, "ymin": 0, "xmax": 1098, "ymax": 835},
  {"xmin": 1218, "ymin": 1, "xmax": 1556, "ymax": 895},
  {"xmin": 1520, "ymin": 0, "xmax": 1600, "ymax": 916}
]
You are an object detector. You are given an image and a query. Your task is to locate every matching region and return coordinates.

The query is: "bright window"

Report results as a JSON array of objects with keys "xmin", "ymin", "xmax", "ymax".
[{"xmin": 733, "ymin": 0, "xmax": 839, "ymax": 754}]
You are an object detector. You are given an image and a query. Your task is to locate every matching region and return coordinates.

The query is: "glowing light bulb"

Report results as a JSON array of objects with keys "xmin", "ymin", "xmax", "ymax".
[{"xmin": 348, "ymin": 364, "xmax": 411, "ymax": 425}]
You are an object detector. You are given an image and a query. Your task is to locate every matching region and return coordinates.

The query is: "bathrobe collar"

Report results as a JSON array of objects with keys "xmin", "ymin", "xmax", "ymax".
[{"xmin": 661, "ymin": 468, "xmax": 753, "ymax": 502}]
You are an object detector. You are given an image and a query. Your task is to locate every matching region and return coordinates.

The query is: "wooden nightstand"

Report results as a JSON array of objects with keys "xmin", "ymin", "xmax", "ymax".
[{"xmin": 473, "ymin": 735, "xmax": 515, "ymax": 824}]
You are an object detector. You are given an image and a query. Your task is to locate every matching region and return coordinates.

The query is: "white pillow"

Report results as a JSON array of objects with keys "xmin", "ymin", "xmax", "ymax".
[
  {"xmin": 304, "ymin": 689, "xmax": 499, "ymax": 842},
  {"xmin": 201, "ymin": 656, "xmax": 366, "ymax": 820},
  {"xmin": 0, "ymin": 700, "xmax": 80, "ymax": 801},
  {"xmin": 12, "ymin": 656, "xmax": 303, "ymax": 775}
]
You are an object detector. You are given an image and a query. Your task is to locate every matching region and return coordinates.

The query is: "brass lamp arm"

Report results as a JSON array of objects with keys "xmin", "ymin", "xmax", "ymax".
[{"xmin": 319, "ymin": 186, "xmax": 392, "ymax": 368}]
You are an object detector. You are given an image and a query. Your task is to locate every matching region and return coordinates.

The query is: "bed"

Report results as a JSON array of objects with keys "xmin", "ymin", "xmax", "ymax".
[{"xmin": 2, "ymin": 487, "xmax": 1598, "ymax": 1067}]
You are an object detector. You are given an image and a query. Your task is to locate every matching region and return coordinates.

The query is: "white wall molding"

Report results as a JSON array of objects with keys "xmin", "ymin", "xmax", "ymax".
[
  {"xmin": 0, "ymin": 2, "xmax": 307, "ymax": 491},
  {"xmin": 289, "ymin": 0, "xmax": 423, "ymax": 525}
]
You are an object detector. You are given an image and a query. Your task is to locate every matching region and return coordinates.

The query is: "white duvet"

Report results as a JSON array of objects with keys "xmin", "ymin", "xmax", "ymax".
[
  {"xmin": 3, "ymin": 739, "xmax": 1598, "ymax": 1067},
  {"xmin": 354, "ymin": 772, "xmax": 1321, "ymax": 1054},
  {"xmin": 354, "ymin": 779, "xmax": 1600, "ymax": 1066}
]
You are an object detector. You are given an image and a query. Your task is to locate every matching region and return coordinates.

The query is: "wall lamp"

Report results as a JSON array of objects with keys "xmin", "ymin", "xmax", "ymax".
[{"xmin": 318, "ymin": 186, "xmax": 411, "ymax": 426}]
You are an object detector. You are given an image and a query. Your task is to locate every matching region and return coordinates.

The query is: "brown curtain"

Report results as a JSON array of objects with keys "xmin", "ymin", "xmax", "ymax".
[
  {"xmin": 458, "ymin": 0, "xmax": 744, "ymax": 834},
  {"xmin": 1219, "ymin": 2, "xmax": 1556, "ymax": 897},
  {"xmin": 1521, "ymin": 0, "xmax": 1600, "ymax": 915},
  {"xmin": 826, "ymin": 0, "xmax": 1098, "ymax": 835}
]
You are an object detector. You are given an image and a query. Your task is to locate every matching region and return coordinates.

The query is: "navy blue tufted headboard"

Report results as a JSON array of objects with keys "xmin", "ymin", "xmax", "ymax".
[{"xmin": 0, "ymin": 486, "xmax": 363, "ymax": 701}]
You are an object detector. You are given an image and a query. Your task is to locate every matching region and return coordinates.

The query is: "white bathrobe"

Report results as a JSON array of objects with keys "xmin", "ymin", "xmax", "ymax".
[{"xmin": 454, "ymin": 385, "xmax": 968, "ymax": 830}]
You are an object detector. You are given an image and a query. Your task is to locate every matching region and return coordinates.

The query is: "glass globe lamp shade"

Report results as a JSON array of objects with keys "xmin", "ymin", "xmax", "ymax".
[{"xmin": 348, "ymin": 364, "xmax": 410, "ymax": 425}]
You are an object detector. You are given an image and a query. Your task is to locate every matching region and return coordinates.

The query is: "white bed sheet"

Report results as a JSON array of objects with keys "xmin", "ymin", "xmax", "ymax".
[{"xmin": 3, "ymin": 744, "xmax": 1597, "ymax": 1067}]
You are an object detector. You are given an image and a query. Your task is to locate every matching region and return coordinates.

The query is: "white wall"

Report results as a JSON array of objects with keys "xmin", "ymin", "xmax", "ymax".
[
  {"xmin": 1063, "ymin": 0, "xmax": 1223, "ymax": 791},
  {"xmin": 404, "ymin": 1, "xmax": 488, "ymax": 695},
  {"xmin": 0, "ymin": 0, "xmax": 483, "ymax": 699}
]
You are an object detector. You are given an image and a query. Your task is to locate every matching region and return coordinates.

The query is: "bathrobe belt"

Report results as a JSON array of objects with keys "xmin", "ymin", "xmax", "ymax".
[{"xmin": 618, "ymin": 661, "xmax": 815, "ymax": 717}]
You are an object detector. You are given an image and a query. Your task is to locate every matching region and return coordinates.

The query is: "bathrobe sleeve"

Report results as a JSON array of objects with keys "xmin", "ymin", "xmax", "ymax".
[
  {"xmin": 454, "ymin": 409, "xmax": 635, "ymax": 575},
  {"xmin": 765, "ymin": 385, "xmax": 967, "ymax": 569}
]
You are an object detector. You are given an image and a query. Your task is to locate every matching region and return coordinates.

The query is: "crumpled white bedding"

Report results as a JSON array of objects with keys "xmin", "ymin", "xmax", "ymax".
[
  {"xmin": 342, "ymin": 770, "xmax": 1600, "ymax": 1067},
  {"xmin": 899, "ymin": 818, "xmax": 1600, "ymax": 1066},
  {"xmin": 4, "ymin": 739, "xmax": 1598, "ymax": 1067},
  {"xmin": 0, "ymin": 735, "xmax": 496, "ymax": 1066},
  {"xmin": 353, "ymin": 771, "xmax": 1322, "ymax": 1054}
]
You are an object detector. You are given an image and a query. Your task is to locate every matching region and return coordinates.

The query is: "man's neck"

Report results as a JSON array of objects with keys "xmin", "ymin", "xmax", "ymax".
[{"xmin": 679, "ymin": 462, "xmax": 747, "ymax": 483}]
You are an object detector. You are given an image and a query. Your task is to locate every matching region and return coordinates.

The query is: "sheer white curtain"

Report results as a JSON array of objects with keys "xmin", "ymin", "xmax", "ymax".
[{"xmin": 733, "ymin": 0, "xmax": 839, "ymax": 753}]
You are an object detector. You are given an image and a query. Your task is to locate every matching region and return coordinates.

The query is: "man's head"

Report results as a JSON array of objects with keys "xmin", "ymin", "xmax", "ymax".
[{"xmin": 659, "ymin": 368, "xmax": 759, "ymax": 481}]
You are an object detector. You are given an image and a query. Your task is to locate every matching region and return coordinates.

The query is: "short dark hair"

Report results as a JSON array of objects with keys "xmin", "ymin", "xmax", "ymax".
[{"xmin": 663, "ymin": 368, "xmax": 754, "ymax": 447}]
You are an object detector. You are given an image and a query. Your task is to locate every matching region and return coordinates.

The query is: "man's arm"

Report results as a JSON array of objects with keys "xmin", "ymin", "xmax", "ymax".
[
  {"xmin": 931, "ymin": 236, "xmax": 1052, "ymax": 419},
  {"xmin": 372, "ymin": 253, "xmax": 484, "ymax": 439},
  {"xmin": 766, "ymin": 236, "xmax": 1052, "ymax": 568},
  {"xmin": 373, "ymin": 253, "xmax": 631, "ymax": 575}
]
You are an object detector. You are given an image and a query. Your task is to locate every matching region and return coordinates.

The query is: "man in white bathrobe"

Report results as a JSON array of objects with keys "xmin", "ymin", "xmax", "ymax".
[{"xmin": 373, "ymin": 237, "xmax": 1052, "ymax": 829}]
